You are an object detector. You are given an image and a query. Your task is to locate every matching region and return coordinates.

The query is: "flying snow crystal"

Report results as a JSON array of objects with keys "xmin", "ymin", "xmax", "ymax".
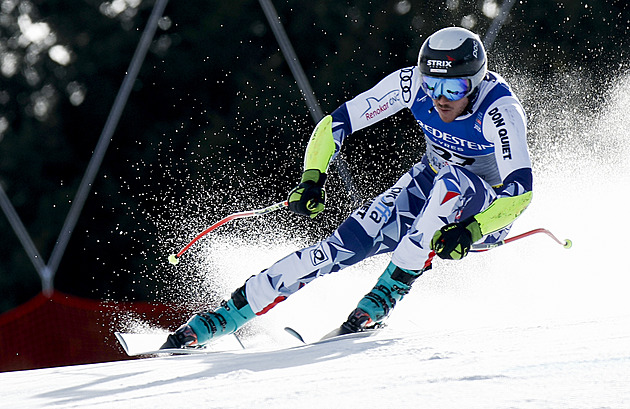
[
  {"xmin": 0, "ymin": 52, "xmax": 19, "ymax": 77},
  {"xmin": 482, "ymin": 0, "xmax": 500, "ymax": 19},
  {"xmin": 17, "ymin": 14, "xmax": 53, "ymax": 46},
  {"xmin": 48, "ymin": 45, "xmax": 72, "ymax": 66},
  {"xmin": 394, "ymin": 1, "xmax": 412, "ymax": 15}
]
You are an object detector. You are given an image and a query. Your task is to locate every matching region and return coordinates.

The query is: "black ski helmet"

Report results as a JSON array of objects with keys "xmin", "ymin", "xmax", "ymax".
[{"xmin": 418, "ymin": 27, "xmax": 487, "ymax": 97}]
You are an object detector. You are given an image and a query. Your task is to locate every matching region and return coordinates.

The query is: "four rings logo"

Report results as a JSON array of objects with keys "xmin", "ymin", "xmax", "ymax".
[{"xmin": 399, "ymin": 68, "xmax": 413, "ymax": 103}]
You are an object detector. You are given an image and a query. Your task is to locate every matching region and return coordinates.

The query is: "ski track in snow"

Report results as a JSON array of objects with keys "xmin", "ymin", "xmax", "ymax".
[{"xmin": 3, "ymin": 74, "xmax": 630, "ymax": 408}]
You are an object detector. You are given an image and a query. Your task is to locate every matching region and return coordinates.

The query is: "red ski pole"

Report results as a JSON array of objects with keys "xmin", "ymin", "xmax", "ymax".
[
  {"xmin": 168, "ymin": 202, "xmax": 571, "ymax": 263},
  {"xmin": 471, "ymin": 228, "xmax": 572, "ymax": 252},
  {"xmin": 168, "ymin": 201, "xmax": 289, "ymax": 265}
]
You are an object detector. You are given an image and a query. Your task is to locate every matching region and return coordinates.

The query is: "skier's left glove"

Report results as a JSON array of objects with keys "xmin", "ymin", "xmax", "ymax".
[
  {"xmin": 431, "ymin": 217, "xmax": 482, "ymax": 260},
  {"xmin": 288, "ymin": 169, "xmax": 327, "ymax": 218}
]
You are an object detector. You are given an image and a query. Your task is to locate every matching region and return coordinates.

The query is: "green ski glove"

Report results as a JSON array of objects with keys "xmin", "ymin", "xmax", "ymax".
[
  {"xmin": 431, "ymin": 217, "xmax": 482, "ymax": 260},
  {"xmin": 288, "ymin": 169, "xmax": 327, "ymax": 218}
]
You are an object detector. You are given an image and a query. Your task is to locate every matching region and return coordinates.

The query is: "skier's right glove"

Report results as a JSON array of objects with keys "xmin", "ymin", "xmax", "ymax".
[{"xmin": 288, "ymin": 169, "xmax": 327, "ymax": 218}]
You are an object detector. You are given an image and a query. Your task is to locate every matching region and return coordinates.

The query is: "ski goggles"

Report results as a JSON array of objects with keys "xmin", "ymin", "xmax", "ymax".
[{"xmin": 421, "ymin": 76, "xmax": 471, "ymax": 101}]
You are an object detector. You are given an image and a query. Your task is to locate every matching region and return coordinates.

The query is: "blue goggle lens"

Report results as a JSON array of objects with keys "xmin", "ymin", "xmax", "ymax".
[{"xmin": 421, "ymin": 76, "xmax": 471, "ymax": 101}]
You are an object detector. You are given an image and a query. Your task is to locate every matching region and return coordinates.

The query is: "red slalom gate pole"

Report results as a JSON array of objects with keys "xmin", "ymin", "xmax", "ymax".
[
  {"xmin": 471, "ymin": 228, "xmax": 572, "ymax": 252},
  {"xmin": 168, "ymin": 201, "xmax": 288, "ymax": 265}
]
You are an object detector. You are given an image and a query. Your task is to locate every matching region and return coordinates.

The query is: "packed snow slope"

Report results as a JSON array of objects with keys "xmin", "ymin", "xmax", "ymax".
[
  {"xmin": 4, "ymin": 315, "xmax": 629, "ymax": 409},
  {"xmin": 3, "ymin": 73, "xmax": 630, "ymax": 409}
]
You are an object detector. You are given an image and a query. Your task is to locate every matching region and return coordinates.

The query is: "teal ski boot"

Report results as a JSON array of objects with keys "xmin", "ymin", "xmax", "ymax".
[
  {"xmin": 341, "ymin": 261, "xmax": 425, "ymax": 333},
  {"xmin": 162, "ymin": 286, "xmax": 255, "ymax": 349}
]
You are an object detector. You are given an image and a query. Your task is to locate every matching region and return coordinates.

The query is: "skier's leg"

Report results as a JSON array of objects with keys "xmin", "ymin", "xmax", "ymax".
[
  {"xmin": 343, "ymin": 164, "xmax": 509, "ymax": 331},
  {"xmin": 341, "ymin": 261, "xmax": 425, "ymax": 333},
  {"xmin": 244, "ymin": 161, "xmax": 435, "ymax": 314},
  {"xmin": 163, "ymin": 284, "xmax": 255, "ymax": 348},
  {"xmin": 167, "ymin": 162, "xmax": 434, "ymax": 347}
]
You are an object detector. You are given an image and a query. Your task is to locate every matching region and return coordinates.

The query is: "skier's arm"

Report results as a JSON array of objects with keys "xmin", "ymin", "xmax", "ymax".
[
  {"xmin": 432, "ymin": 99, "xmax": 533, "ymax": 259},
  {"xmin": 473, "ymin": 99, "xmax": 533, "ymax": 236},
  {"xmin": 472, "ymin": 187, "xmax": 532, "ymax": 236},
  {"xmin": 303, "ymin": 115, "xmax": 336, "ymax": 174},
  {"xmin": 288, "ymin": 68, "xmax": 419, "ymax": 217},
  {"xmin": 304, "ymin": 67, "xmax": 419, "ymax": 174}
]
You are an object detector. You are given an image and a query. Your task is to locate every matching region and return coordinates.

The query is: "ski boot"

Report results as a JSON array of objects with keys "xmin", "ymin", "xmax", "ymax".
[
  {"xmin": 161, "ymin": 285, "xmax": 255, "ymax": 349},
  {"xmin": 340, "ymin": 261, "xmax": 425, "ymax": 334}
]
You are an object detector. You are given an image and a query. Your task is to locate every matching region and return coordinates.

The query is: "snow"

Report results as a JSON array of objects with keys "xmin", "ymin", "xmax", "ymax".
[
  {"xmin": 3, "ymin": 314, "xmax": 629, "ymax": 408},
  {"xmin": 3, "ymin": 75, "xmax": 630, "ymax": 408}
]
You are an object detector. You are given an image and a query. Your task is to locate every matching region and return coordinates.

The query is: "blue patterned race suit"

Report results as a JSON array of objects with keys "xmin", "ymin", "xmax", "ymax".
[{"xmin": 244, "ymin": 68, "xmax": 533, "ymax": 315}]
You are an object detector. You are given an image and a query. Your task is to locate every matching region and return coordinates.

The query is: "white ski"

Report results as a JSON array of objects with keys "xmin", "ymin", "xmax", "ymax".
[
  {"xmin": 115, "ymin": 332, "xmax": 243, "ymax": 356},
  {"xmin": 284, "ymin": 326, "xmax": 379, "ymax": 345}
]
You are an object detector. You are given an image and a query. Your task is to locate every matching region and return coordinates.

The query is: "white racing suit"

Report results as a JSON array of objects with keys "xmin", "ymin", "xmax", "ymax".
[{"xmin": 244, "ymin": 68, "xmax": 533, "ymax": 316}]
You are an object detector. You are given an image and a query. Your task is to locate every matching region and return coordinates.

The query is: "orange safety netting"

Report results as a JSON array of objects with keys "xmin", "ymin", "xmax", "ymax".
[{"xmin": 0, "ymin": 291, "xmax": 188, "ymax": 372}]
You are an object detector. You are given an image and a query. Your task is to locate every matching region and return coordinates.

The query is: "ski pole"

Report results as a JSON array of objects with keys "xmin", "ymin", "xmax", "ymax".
[
  {"xmin": 168, "ymin": 201, "xmax": 288, "ymax": 265},
  {"xmin": 470, "ymin": 228, "xmax": 572, "ymax": 252}
]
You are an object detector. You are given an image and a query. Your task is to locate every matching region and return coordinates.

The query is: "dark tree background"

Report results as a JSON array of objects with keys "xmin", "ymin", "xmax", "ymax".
[{"xmin": 1, "ymin": 0, "xmax": 629, "ymax": 312}]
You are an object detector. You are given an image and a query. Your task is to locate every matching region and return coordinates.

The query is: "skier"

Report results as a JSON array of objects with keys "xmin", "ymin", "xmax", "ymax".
[{"xmin": 162, "ymin": 26, "xmax": 533, "ymax": 348}]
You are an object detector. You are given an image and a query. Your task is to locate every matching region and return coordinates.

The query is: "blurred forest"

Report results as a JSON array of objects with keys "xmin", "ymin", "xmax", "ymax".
[{"xmin": 1, "ymin": 0, "xmax": 629, "ymax": 313}]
